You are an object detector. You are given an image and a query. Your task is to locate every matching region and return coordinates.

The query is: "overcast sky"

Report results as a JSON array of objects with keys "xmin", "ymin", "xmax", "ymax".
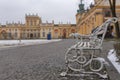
[{"xmin": 0, "ymin": 0, "xmax": 94, "ymax": 24}]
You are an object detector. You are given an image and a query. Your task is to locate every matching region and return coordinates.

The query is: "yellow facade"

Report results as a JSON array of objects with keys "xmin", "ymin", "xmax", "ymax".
[
  {"xmin": 1, "ymin": 0, "xmax": 119, "ymax": 40},
  {"xmin": 76, "ymin": 0, "xmax": 120, "ymax": 35},
  {"xmin": 0, "ymin": 14, "xmax": 76, "ymax": 39}
]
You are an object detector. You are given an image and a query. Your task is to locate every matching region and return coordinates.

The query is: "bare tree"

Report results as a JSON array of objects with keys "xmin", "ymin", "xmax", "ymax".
[{"xmin": 109, "ymin": 0, "xmax": 120, "ymax": 38}]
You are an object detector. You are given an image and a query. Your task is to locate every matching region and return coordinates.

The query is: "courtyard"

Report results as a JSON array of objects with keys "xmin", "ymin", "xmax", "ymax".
[{"xmin": 0, "ymin": 39, "xmax": 120, "ymax": 80}]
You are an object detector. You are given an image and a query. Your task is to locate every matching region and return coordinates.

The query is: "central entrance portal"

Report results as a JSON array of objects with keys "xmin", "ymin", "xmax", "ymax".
[{"xmin": 63, "ymin": 29, "xmax": 66, "ymax": 39}]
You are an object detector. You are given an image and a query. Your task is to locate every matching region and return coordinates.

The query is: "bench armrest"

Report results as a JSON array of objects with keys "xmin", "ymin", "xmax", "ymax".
[{"xmin": 69, "ymin": 33, "xmax": 91, "ymax": 41}]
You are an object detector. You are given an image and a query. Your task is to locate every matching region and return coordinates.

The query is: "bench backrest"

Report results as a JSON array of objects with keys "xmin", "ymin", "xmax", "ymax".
[
  {"xmin": 70, "ymin": 17, "xmax": 118, "ymax": 48},
  {"xmin": 90, "ymin": 17, "xmax": 118, "ymax": 47}
]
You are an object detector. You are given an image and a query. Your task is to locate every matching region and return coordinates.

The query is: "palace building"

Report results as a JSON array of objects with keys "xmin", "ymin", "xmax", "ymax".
[
  {"xmin": 76, "ymin": 0, "xmax": 120, "ymax": 37},
  {"xmin": 1, "ymin": 0, "xmax": 120, "ymax": 40},
  {"xmin": 0, "ymin": 14, "xmax": 76, "ymax": 39}
]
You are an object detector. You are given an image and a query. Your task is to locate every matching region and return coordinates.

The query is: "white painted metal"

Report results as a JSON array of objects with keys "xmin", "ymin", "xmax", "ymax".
[{"xmin": 61, "ymin": 17, "xmax": 118, "ymax": 79}]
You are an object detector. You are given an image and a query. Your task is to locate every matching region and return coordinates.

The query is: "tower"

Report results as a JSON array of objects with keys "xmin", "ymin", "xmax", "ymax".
[
  {"xmin": 77, "ymin": 0, "xmax": 85, "ymax": 14},
  {"xmin": 25, "ymin": 14, "xmax": 42, "ymax": 26}
]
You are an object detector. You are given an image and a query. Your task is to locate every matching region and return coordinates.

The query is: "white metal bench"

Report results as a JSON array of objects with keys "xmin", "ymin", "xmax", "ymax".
[{"xmin": 60, "ymin": 17, "xmax": 118, "ymax": 79}]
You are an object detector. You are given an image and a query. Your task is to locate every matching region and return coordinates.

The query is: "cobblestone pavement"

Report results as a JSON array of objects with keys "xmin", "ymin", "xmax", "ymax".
[
  {"xmin": 0, "ymin": 39, "xmax": 76, "ymax": 80},
  {"xmin": 0, "ymin": 39, "xmax": 119, "ymax": 80}
]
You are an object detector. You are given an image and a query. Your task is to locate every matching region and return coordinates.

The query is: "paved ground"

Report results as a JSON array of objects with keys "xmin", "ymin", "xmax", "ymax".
[
  {"xmin": 0, "ymin": 39, "xmax": 76, "ymax": 80},
  {"xmin": 0, "ymin": 39, "xmax": 119, "ymax": 80}
]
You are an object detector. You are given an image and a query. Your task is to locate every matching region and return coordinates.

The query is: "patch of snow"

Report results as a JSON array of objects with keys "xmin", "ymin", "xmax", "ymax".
[
  {"xmin": 107, "ymin": 49, "xmax": 120, "ymax": 74},
  {"xmin": 96, "ymin": 57, "xmax": 109, "ymax": 66},
  {"xmin": 0, "ymin": 39, "xmax": 61, "ymax": 47}
]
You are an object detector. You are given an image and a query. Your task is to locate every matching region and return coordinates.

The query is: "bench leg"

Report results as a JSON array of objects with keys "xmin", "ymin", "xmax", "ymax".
[{"xmin": 60, "ymin": 48, "xmax": 108, "ymax": 79}]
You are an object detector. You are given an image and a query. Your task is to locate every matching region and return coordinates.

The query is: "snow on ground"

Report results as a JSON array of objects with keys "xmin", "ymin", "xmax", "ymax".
[
  {"xmin": 0, "ymin": 39, "xmax": 61, "ymax": 47},
  {"xmin": 107, "ymin": 49, "xmax": 120, "ymax": 74}
]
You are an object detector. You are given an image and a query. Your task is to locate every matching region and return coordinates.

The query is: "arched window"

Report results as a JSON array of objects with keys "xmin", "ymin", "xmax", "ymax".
[
  {"xmin": 54, "ymin": 29, "xmax": 58, "ymax": 38},
  {"xmin": 54, "ymin": 29, "xmax": 58, "ymax": 34},
  {"xmin": 63, "ymin": 29, "xmax": 66, "ymax": 38},
  {"xmin": 71, "ymin": 29, "xmax": 75, "ymax": 33}
]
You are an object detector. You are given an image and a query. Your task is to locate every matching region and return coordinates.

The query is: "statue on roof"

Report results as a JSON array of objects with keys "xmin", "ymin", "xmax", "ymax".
[{"xmin": 77, "ymin": 0, "xmax": 85, "ymax": 14}]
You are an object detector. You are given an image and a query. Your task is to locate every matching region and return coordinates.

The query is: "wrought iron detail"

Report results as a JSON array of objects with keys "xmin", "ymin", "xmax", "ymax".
[{"xmin": 60, "ymin": 17, "xmax": 118, "ymax": 79}]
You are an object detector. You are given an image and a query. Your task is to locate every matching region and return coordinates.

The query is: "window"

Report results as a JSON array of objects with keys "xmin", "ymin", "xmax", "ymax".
[
  {"xmin": 54, "ymin": 29, "xmax": 58, "ymax": 34},
  {"xmin": 30, "ymin": 20, "xmax": 33, "ymax": 26},
  {"xmin": 49, "ymin": 28, "xmax": 51, "ymax": 31},
  {"xmin": 116, "ymin": 13, "xmax": 120, "ymax": 17},
  {"xmin": 15, "ymin": 32, "xmax": 17, "ymax": 38},
  {"xmin": 105, "ymin": 11, "xmax": 111, "ymax": 17},
  {"xmin": 27, "ymin": 20, "xmax": 29, "ymax": 25},
  {"xmin": 8, "ymin": 33, "xmax": 11, "ymax": 38},
  {"xmin": 9, "ymin": 29, "xmax": 11, "ymax": 32},
  {"xmin": 27, "ymin": 33, "xmax": 29, "ymax": 38},
  {"xmin": 103, "ymin": 9, "xmax": 111, "ymax": 17},
  {"xmin": 22, "ymin": 33, "xmax": 25, "ymax": 39},
  {"xmin": 34, "ymin": 33, "xmax": 36, "ymax": 38},
  {"xmin": 38, "ymin": 33, "xmax": 40, "ymax": 38},
  {"xmin": 71, "ymin": 29, "xmax": 75, "ymax": 33},
  {"xmin": 15, "ymin": 29, "xmax": 17, "ymax": 31},
  {"xmin": 42, "ymin": 32, "xmax": 45, "ymax": 37},
  {"xmin": 43, "ymin": 29, "xmax": 45, "ymax": 31},
  {"xmin": 34, "ymin": 20, "xmax": 36, "ymax": 26}
]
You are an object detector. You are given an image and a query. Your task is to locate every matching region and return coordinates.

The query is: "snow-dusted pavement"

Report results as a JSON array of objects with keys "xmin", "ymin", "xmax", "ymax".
[
  {"xmin": 0, "ymin": 39, "xmax": 61, "ymax": 48},
  {"xmin": 107, "ymin": 49, "xmax": 120, "ymax": 74},
  {"xmin": 0, "ymin": 39, "xmax": 76, "ymax": 80}
]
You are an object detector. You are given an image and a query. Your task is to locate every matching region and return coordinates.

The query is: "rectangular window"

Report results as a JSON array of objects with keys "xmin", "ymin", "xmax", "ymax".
[
  {"xmin": 49, "ymin": 28, "xmax": 51, "ymax": 31},
  {"xmin": 34, "ymin": 33, "xmax": 36, "ymax": 38},
  {"xmin": 8, "ymin": 33, "xmax": 11, "ymax": 39},
  {"xmin": 27, "ymin": 33, "xmax": 29, "ymax": 38},
  {"xmin": 103, "ymin": 9, "xmax": 111, "ymax": 17},
  {"xmin": 30, "ymin": 20, "xmax": 33, "ymax": 26},
  {"xmin": 42, "ymin": 32, "xmax": 45, "ymax": 37},
  {"xmin": 105, "ymin": 11, "xmax": 111, "ymax": 17},
  {"xmin": 22, "ymin": 33, "xmax": 26, "ymax": 39},
  {"xmin": 15, "ymin": 29, "xmax": 17, "ymax": 31},
  {"xmin": 38, "ymin": 33, "xmax": 40, "ymax": 38},
  {"xmin": 15, "ymin": 33, "xmax": 17, "ymax": 38}
]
